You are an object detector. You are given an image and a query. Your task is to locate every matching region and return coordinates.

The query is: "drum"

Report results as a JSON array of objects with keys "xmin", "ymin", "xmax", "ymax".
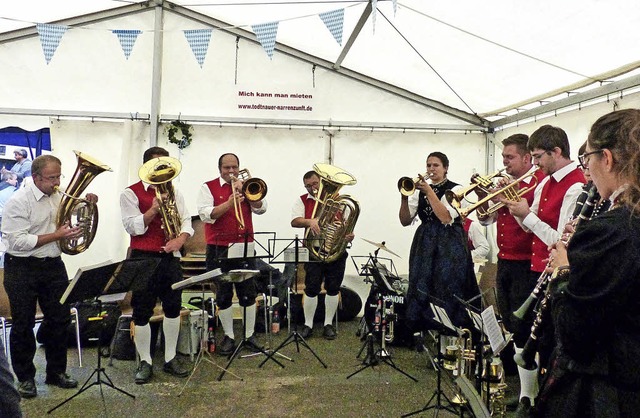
[{"xmin": 363, "ymin": 288, "xmax": 411, "ymax": 346}]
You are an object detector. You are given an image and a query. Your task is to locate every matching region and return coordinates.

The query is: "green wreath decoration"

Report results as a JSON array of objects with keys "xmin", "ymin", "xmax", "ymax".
[{"xmin": 166, "ymin": 120, "xmax": 193, "ymax": 149}]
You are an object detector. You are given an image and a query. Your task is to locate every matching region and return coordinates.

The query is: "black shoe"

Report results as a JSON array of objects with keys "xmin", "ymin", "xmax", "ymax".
[
  {"xmin": 246, "ymin": 335, "xmax": 264, "ymax": 352},
  {"xmin": 218, "ymin": 336, "xmax": 236, "ymax": 356},
  {"xmin": 45, "ymin": 372, "xmax": 78, "ymax": 389},
  {"xmin": 163, "ymin": 357, "xmax": 189, "ymax": 378},
  {"xmin": 299, "ymin": 325, "xmax": 313, "ymax": 339},
  {"xmin": 323, "ymin": 324, "xmax": 337, "ymax": 340},
  {"xmin": 505, "ymin": 393, "xmax": 520, "ymax": 411},
  {"xmin": 135, "ymin": 360, "xmax": 153, "ymax": 384},
  {"xmin": 514, "ymin": 396, "xmax": 533, "ymax": 418},
  {"xmin": 18, "ymin": 379, "xmax": 37, "ymax": 399}
]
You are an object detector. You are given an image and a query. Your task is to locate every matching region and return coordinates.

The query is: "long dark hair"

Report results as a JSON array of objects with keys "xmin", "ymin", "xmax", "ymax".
[{"xmin": 588, "ymin": 109, "xmax": 640, "ymax": 214}]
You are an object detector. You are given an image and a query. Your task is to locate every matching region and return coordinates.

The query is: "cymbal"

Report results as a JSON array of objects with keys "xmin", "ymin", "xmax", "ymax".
[{"xmin": 361, "ymin": 238, "xmax": 401, "ymax": 258}]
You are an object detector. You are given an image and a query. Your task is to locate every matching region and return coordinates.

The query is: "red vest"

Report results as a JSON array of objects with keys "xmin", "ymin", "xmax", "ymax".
[
  {"xmin": 203, "ymin": 178, "xmax": 254, "ymax": 246},
  {"xmin": 128, "ymin": 181, "xmax": 166, "ymax": 252},
  {"xmin": 300, "ymin": 194, "xmax": 315, "ymax": 219},
  {"xmin": 463, "ymin": 218, "xmax": 474, "ymax": 250},
  {"xmin": 530, "ymin": 168, "xmax": 585, "ymax": 272},
  {"xmin": 496, "ymin": 169, "xmax": 546, "ymax": 261}
]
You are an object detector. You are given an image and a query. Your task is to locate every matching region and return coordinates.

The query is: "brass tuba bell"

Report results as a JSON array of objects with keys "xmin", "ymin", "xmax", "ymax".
[
  {"xmin": 138, "ymin": 156, "xmax": 183, "ymax": 241},
  {"xmin": 305, "ymin": 163, "xmax": 360, "ymax": 263},
  {"xmin": 56, "ymin": 151, "xmax": 112, "ymax": 255}
]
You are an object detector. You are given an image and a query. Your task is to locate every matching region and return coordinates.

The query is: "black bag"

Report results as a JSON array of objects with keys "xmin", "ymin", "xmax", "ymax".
[{"xmin": 109, "ymin": 316, "xmax": 136, "ymax": 360}]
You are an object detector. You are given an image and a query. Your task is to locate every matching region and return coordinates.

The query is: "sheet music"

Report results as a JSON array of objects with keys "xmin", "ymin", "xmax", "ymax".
[
  {"xmin": 481, "ymin": 306, "xmax": 507, "ymax": 354},
  {"xmin": 227, "ymin": 241, "xmax": 255, "ymax": 259},
  {"xmin": 467, "ymin": 309, "xmax": 484, "ymax": 333},
  {"xmin": 430, "ymin": 303, "xmax": 456, "ymax": 332},
  {"xmin": 284, "ymin": 247, "xmax": 309, "ymax": 263}
]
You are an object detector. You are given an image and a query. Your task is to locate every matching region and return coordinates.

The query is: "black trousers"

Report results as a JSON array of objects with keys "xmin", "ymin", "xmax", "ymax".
[
  {"xmin": 206, "ymin": 245, "xmax": 257, "ymax": 309},
  {"xmin": 303, "ymin": 252, "xmax": 347, "ymax": 298},
  {"xmin": 495, "ymin": 258, "xmax": 537, "ymax": 346},
  {"xmin": 129, "ymin": 250, "xmax": 183, "ymax": 326},
  {"xmin": 3, "ymin": 254, "xmax": 70, "ymax": 382}
]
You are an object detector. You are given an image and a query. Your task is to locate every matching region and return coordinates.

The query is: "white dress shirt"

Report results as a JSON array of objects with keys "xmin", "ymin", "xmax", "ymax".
[{"xmin": 196, "ymin": 177, "xmax": 267, "ymax": 224}]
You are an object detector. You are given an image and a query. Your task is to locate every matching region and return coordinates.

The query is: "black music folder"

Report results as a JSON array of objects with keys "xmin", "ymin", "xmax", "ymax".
[{"xmin": 60, "ymin": 258, "xmax": 160, "ymax": 305}]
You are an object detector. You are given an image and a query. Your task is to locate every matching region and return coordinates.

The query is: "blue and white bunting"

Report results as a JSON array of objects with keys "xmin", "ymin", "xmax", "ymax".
[
  {"xmin": 393, "ymin": 0, "xmax": 398, "ymax": 16},
  {"xmin": 184, "ymin": 29, "xmax": 213, "ymax": 68},
  {"xmin": 251, "ymin": 21, "xmax": 279, "ymax": 60},
  {"xmin": 112, "ymin": 30, "xmax": 142, "ymax": 60},
  {"xmin": 319, "ymin": 9, "xmax": 344, "ymax": 46},
  {"xmin": 36, "ymin": 23, "xmax": 68, "ymax": 64}
]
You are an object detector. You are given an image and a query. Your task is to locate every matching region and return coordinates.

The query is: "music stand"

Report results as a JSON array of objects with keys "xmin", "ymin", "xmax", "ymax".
[
  {"xmin": 217, "ymin": 269, "xmax": 285, "ymax": 380},
  {"xmin": 258, "ymin": 236, "xmax": 327, "ymax": 369},
  {"xmin": 48, "ymin": 258, "xmax": 159, "ymax": 415},
  {"xmin": 402, "ymin": 299, "xmax": 460, "ymax": 418},
  {"xmin": 171, "ymin": 268, "xmax": 244, "ymax": 394}
]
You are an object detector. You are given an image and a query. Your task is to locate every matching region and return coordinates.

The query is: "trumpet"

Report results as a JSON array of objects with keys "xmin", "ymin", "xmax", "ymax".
[
  {"xmin": 229, "ymin": 168, "xmax": 267, "ymax": 230},
  {"xmin": 397, "ymin": 172, "xmax": 432, "ymax": 196},
  {"xmin": 446, "ymin": 167, "xmax": 538, "ymax": 219}
]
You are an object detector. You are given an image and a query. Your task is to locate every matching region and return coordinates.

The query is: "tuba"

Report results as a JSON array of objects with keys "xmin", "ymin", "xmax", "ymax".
[
  {"xmin": 56, "ymin": 151, "xmax": 112, "ymax": 255},
  {"xmin": 305, "ymin": 163, "xmax": 360, "ymax": 263},
  {"xmin": 138, "ymin": 156, "xmax": 183, "ymax": 241}
]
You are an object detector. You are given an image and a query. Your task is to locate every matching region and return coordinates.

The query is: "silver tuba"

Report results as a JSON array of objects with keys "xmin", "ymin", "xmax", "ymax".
[
  {"xmin": 55, "ymin": 151, "xmax": 112, "ymax": 255},
  {"xmin": 305, "ymin": 163, "xmax": 360, "ymax": 263},
  {"xmin": 138, "ymin": 156, "xmax": 183, "ymax": 241}
]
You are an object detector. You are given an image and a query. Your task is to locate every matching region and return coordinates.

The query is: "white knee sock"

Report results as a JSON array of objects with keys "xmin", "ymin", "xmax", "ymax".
[
  {"xmin": 134, "ymin": 324, "xmax": 153, "ymax": 365},
  {"xmin": 162, "ymin": 316, "xmax": 181, "ymax": 363},
  {"xmin": 218, "ymin": 307, "xmax": 234, "ymax": 340},
  {"xmin": 244, "ymin": 304, "xmax": 257, "ymax": 339},
  {"xmin": 303, "ymin": 295, "xmax": 318, "ymax": 328},
  {"xmin": 324, "ymin": 294, "xmax": 339, "ymax": 326},
  {"xmin": 514, "ymin": 345, "xmax": 539, "ymax": 403}
]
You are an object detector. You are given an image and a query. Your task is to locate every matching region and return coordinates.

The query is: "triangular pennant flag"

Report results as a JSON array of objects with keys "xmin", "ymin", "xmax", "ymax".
[
  {"xmin": 393, "ymin": 0, "xmax": 397, "ymax": 17},
  {"xmin": 184, "ymin": 29, "xmax": 213, "ymax": 68},
  {"xmin": 319, "ymin": 9, "xmax": 345, "ymax": 46},
  {"xmin": 251, "ymin": 21, "xmax": 279, "ymax": 59},
  {"xmin": 372, "ymin": 0, "xmax": 377, "ymax": 34},
  {"xmin": 112, "ymin": 30, "xmax": 142, "ymax": 60},
  {"xmin": 36, "ymin": 23, "xmax": 68, "ymax": 65}
]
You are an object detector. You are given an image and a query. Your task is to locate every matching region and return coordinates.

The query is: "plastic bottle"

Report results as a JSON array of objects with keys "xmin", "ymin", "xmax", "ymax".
[
  {"xmin": 374, "ymin": 299, "xmax": 382, "ymax": 332},
  {"xmin": 271, "ymin": 309, "xmax": 280, "ymax": 334},
  {"xmin": 207, "ymin": 327, "xmax": 216, "ymax": 353}
]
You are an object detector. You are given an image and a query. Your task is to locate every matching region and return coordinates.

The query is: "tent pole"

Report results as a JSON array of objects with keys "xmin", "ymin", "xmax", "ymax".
[{"xmin": 149, "ymin": 0, "xmax": 165, "ymax": 147}]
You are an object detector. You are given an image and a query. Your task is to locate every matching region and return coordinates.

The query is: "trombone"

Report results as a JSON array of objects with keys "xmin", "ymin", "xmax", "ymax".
[
  {"xmin": 445, "ymin": 167, "xmax": 538, "ymax": 219},
  {"xmin": 229, "ymin": 168, "xmax": 267, "ymax": 230}
]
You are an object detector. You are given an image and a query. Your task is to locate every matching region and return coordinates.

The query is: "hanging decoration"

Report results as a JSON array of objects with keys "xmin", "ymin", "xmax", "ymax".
[
  {"xmin": 393, "ymin": 0, "xmax": 398, "ymax": 16},
  {"xmin": 319, "ymin": 9, "xmax": 345, "ymax": 46},
  {"xmin": 36, "ymin": 23, "xmax": 68, "ymax": 64},
  {"xmin": 251, "ymin": 21, "xmax": 279, "ymax": 59},
  {"xmin": 184, "ymin": 28, "xmax": 213, "ymax": 68},
  {"xmin": 112, "ymin": 29, "xmax": 142, "ymax": 60},
  {"xmin": 166, "ymin": 120, "xmax": 193, "ymax": 149}
]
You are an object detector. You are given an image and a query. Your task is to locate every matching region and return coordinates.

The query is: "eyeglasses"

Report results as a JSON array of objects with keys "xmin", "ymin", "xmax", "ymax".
[
  {"xmin": 530, "ymin": 151, "xmax": 550, "ymax": 161},
  {"xmin": 578, "ymin": 150, "xmax": 604, "ymax": 168}
]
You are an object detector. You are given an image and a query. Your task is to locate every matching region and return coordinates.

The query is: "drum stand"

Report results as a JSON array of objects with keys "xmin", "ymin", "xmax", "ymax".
[{"xmin": 347, "ymin": 292, "xmax": 417, "ymax": 382}]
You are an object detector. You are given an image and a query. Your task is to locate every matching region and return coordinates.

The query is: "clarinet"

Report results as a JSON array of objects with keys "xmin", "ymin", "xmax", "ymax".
[
  {"xmin": 512, "ymin": 182, "xmax": 593, "ymax": 322},
  {"xmin": 514, "ymin": 183, "xmax": 599, "ymax": 370}
]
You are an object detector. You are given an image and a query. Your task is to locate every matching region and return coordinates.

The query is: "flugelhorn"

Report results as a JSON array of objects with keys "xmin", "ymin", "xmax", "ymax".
[
  {"xmin": 397, "ymin": 172, "xmax": 431, "ymax": 196},
  {"xmin": 139, "ymin": 156, "xmax": 183, "ymax": 241},
  {"xmin": 56, "ymin": 151, "xmax": 112, "ymax": 255},
  {"xmin": 229, "ymin": 168, "xmax": 267, "ymax": 230},
  {"xmin": 446, "ymin": 167, "xmax": 538, "ymax": 219}
]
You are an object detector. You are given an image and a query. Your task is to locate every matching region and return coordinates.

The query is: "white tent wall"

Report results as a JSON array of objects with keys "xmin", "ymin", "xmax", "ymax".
[{"xmin": 49, "ymin": 118, "xmax": 485, "ymax": 279}]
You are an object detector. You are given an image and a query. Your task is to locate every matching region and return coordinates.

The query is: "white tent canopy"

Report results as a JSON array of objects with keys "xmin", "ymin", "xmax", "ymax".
[{"xmin": 1, "ymin": 1, "xmax": 639, "ymax": 277}]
